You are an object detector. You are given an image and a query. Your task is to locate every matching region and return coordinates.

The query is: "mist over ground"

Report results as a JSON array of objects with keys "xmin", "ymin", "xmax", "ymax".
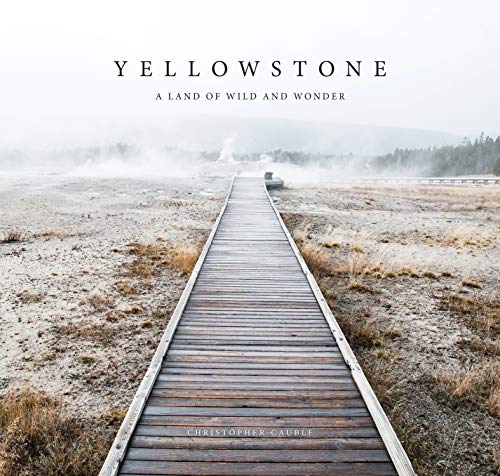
[
  {"xmin": 2, "ymin": 117, "xmax": 492, "ymax": 181},
  {"xmin": 0, "ymin": 118, "xmax": 497, "ymax": 181}
]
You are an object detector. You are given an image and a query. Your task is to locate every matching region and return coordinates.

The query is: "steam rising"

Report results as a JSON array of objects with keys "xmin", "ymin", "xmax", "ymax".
[
  {"xmin": 0, "ymin": 118, "xmax": 488, "ymax": 183},
  {"xmin": 217, "ymin": 137, "xmax": 236, "ymax": 163}
]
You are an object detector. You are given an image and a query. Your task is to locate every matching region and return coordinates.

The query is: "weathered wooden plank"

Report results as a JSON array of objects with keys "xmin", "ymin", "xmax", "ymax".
[
  {"xmin": 156, "ymin": 374, "xmax": 353, "ymax": 384},
  {"xmin": 165, "ymin": 357, "xmax": 343, "ymax": 364},
  {"xmin": 166, "ymin": 350, "xmax": 340, "ymax": 357},
  {"xmin": 133, "ymin": 425, "xmax": 381, "ymax": 438},
  {"xmin": 154, "ymin": 381, "xmax": 357, "ymax": 390},
  {"xmin": 169, "ymin": 342, "xmax": 339, "ymax": 349},
  {"xmin": 125, "ymin": 448, "xmax": 391, "ymax": 463},
  {"xmin": 119, "ymin": 461, "xmax": 397, "ymax": 475},
  {"xmin": 160, "ymin": 367, "xmax": 350, "ymax": 375},
  {"xmin": 150, "ymin": 389, "xmax": 360, "ymax": 399},
  {"xmin": 139, "ymin": 415, "xmax": 376, "ymax": 428},
  {"xmin": 146, "ymin": 397, "xmax": 366, "ymax": 408},
  {"xmin": 130, "ymin": 436, "xmax": 386, "ymax": 450},
  {"xmin": 163, "ymin": 360, "xmax": 347, "ymax": 371},
  {"xmin": 142, "ymin": 406, "xmax": 370, "ymax": 418}
]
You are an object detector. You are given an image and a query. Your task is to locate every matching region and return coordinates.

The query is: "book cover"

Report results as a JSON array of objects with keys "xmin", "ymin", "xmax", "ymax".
[{"xmin": 0, "ymin": 2, "xmax": 498, "ymax": 475}]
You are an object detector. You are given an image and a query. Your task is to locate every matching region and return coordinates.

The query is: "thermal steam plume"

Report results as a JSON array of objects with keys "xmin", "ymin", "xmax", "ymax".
[{"xmin": 217, "ymin": 137, "xmax": 236, "ymax": 163}]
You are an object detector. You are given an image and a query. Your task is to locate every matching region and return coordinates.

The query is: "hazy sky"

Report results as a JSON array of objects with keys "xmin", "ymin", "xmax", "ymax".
[{"xmin": 1, "ymin": 0, "xmax": 499, "ymax": 147}]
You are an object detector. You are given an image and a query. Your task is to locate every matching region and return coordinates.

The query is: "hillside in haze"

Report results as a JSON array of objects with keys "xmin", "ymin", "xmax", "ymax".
[
  {"xmin": 0, "ymin": 116, "xmax": 462, "ymax": 157},
  {"xmin": 162, "ymin": 116, "xmax": 462, "ymax": 155},
  {"xmin": 0, "ymin": 117, "xmax": 472, "ymax": 175}
]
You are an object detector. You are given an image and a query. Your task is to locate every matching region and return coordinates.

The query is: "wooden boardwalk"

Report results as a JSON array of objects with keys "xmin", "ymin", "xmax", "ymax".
[{"xmin": 101, "ymin": 177, "xmax": 414, "ymax": 476}]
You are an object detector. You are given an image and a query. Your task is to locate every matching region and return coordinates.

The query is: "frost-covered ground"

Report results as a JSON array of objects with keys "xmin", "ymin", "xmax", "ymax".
[{"xmin": 0, "ymin": 174, "xmax": 229, "ymax": 415}]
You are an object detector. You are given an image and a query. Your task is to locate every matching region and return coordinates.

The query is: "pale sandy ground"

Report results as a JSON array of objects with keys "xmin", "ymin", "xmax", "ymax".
[
  {"xmin": 272, "ymin": 183, "xmax": 499, "ymax": 476},
  {"xmin": 0, "ymin": 174, "xmax": 229, "ymax": 416}
]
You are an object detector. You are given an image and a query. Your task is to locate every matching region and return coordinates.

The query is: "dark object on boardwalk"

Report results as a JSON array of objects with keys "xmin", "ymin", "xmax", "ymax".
[{"xmin": 264, "ymin": 171, "xmax": 284, "ymax": 189}]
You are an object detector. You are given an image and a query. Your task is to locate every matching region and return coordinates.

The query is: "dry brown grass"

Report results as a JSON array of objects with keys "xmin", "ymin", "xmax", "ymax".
[
  {"xmin": 360, "ymin": 361, "xmax": 440, "ymax": 476},
  {"xmin": 152, "ymin": 308, "xmax": 170, "ymax": 319},
  {"xmin": 409, "ymin": 224, "xmax": 497, "ymax": 250},
  {"xmin": 299, "ymin": 241, "xmax": 375, "ymax": 282},
  {"xmin": 347, "ymin": 280, "xmax": 379, "ymax": 294},
  {"xmin": 122, "ymin": 241, "xmax": 201, "ymax": 280},
  {"xmin": 332, "ymin": 309, "xmax": 383, "ymax": 349},
  {"xmin": 122, "ymin": 242, "xmax": 168, "ymax": 281},
  {"xmin": 322, "ymin": 241, "xmax": 341, "ymax": 249},
  {"xmin": 114, "ymin": 280, "xmax": 137, "ymax": 296},
  {"xmin": 444, "ymin": 226, "xmax": 497, "ymax": 249},
  {"xmin": 299, "ymin": 242, "xmax": 334, "ymax": 276},
  {"xmin": 34, "ymin": 230, "xmax": 68, "ymax": 239},
  {"xmin": 457, "ymin": 337, "xmax": 499, "ymax": 357},
  {"xmin": 163, "ymin": 244, "xmax": 201, "ymax": 276},
  {"xmin": 354, "ymin": 357, "xmax": 439, "ymax": 476},
  {"xmin": 105, "ymin": 311, "xmax": 128, "ymax": 322},
  {"xmin": 441, "ymin": 293, "xmax": 499, "ymax": 337},
  {"xmin": 78, "ymin": 355, "xmax": 96, "ymax": 364},
  {"xmin": 0, "ymin": 386, "xmax": 117, "ymax": 476},
  {"xmin": 385, "ymin": 328, "xmax": 401, "ymax": 338},
  {"xmin": 33, "ymin": 230, "xmax": 87, "ymax": 241},
  {"xmin": 52, "ymin": 321, "xmax": 123, "ymax": 346},
  {"xmin": 87, "ymin": 294, "xmax": 115, "ymax": 312},
  {"xmin": 123, "ymin": 305, "xmax": 143, "ymax": 315},
  {"xmin": 434, "ymin": 361, "xmax": 499, "ymax": 417},
  {"xmin": 296, "ymin": 233, "xmax": 434, "ymax": 286},
  {"xmin": 16, "ymin": 290, "xmax": 45, "ymax": 304},
  {"xmin": 0, "ymin": 230, "xmax": 23, "ymax": 243},
  {"xmin": 461, "ymin": 278, "xmax": 482, "ymax": 289}
]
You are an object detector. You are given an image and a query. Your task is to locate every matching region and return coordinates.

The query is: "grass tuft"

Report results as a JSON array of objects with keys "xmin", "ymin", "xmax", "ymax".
[
  {"xmin": 34, "ymin": 230, "xmax": 68, "ymax": 239},
  {"xmin": 87, "ymin": 295, "xmax": 115, "ymax": 312},
  {"xmin": 384, "ymin": 328, "xmax": 401, "ymax": 338},
  {"xmin": 123, "ymin": 242, "xmax": 201, "ymax": 280},
  {"xmin": 434, "ymin": 362, "xmax": 499, "ymax": 417},
  {"xmin": 461, "ymin": 278, "xmax": 482, "ymax": 289},
  {"xmin": 0, "ymin": 386, "xmax": 117, "ymax": 476},
  {"xmin": 78, "ymin": 355, "xmax": 96, "ymax": 364},
  {"xmin": 299, "ymin": 242, "xmax": 334, "ymax": 277},
  {"xmin": 53, "ymin": 321, "xmax": 123, "ymax": 346},
  {"xmin": 348, "ymin": 280, "xmax": 379, "ymax": 294},
  {"xmin": 163, "ymin": 245, "xmax": 201, "ymax": 276},
  {"xmin": 0, "ymin": 230, "xmax": 23, "ymax": 243},
  {"xmin": 441, "ymin": 293, "xmax": 499, "ymax": 337},
  {"xmin": 16, "ymin": 290, "xmax": 45, "ymax": 304},
  {"xmin": 322, "ymin": 241, "xmax": 341, "ymax": 249},
  {"xmin": 114, "ymin": 280, "xmax": 137, "ymax": 296},
  {"xmin": 124, "ymin": 305, "xmax": 143, "ymax": 315}
]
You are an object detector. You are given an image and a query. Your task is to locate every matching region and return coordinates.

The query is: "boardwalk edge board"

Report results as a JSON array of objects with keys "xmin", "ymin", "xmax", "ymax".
[
  {"xmin": 99, "ymin": 178, "xmax": 235, "ymax": 476},
  {"xmin": 263, "ymin": 181, "xmax": 416, "ymax": 476}
]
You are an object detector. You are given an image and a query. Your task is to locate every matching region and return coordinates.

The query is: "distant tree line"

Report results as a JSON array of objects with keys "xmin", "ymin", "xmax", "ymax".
[
  {"xmin": 249, "ymin": 134, "xmax": 500, "ymax": 177},
  {"xmin": 2, "ymin": 134, "xmax": 497, "ymax": 177},
  {"xmin": 371, "ymin": 133, "xmax": 500, "ymax": 176}
]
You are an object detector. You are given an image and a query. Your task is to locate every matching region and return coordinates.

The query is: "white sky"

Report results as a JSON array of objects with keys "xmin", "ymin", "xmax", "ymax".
[{"xmin": 1, "ymin": 0, "xmax": 499, "ymax": 147}]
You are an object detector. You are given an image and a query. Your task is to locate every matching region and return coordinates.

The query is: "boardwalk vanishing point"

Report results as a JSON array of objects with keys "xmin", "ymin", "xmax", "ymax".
[{"xmin": 100, "ymin": 177, "xmax": 415, "ymax": 476}]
